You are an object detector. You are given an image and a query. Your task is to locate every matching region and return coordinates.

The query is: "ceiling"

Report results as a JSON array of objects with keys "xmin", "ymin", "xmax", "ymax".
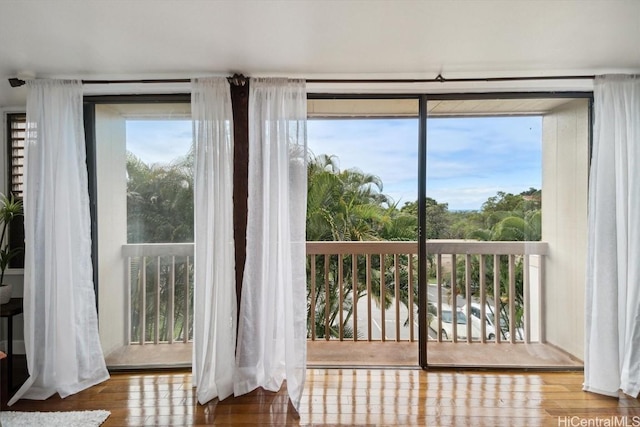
[{"xmin": 1, "ymin": 0, "xmax": 640, "ymax": 107}]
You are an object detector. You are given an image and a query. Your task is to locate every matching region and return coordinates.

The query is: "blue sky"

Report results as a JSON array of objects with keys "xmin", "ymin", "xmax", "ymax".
[
  {"xmin": 308, "ymin": 116, "xmax": 541, "ymax": 211},
  {"xmin": 126, "ymin": 116, "xmax": 542, "ymax": 211},
  {"xmin": 127, "ymin": 120, "xmax": 192, "ymax": 165}
]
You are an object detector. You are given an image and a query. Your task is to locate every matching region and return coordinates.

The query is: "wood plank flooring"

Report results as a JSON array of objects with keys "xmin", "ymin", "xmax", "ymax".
[{"xmin": 2, "ymin": 369, "xmax": 639, "ymax": 426}]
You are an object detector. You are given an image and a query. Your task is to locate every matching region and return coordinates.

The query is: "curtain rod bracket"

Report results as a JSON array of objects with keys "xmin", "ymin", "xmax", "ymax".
[
  {"xmin": 8, "ymin": 78, "xmax": 26, "ymax": 88},
  {"xmin": 227, "ymin": 74, "xmax": 248, "ymax": 87}
]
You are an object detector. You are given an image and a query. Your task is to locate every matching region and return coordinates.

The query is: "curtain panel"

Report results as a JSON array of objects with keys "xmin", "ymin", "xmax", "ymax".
[
  {"xmin": 585, "ymin": 74, "xmax": 640, "ymax": 398},
  {"xmin": 234, "ymin": 78, "xmax": 308, "ymax": 410},
  {"xmin": 9, "ymin": 80, "xmax": 109, "ymax": 405},
  {"xmin": 191, "ymin": 77, "xmax": 237, "ymax": 404}
]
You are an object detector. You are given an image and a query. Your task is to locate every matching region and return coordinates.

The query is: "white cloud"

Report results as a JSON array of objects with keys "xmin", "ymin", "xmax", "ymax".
[
  {"xmin": 309, "ymin": 116, "xmax": 542, "ymax": 210},
  {"xmin": 127, "ymin": 116, "xmax": 543, "ymax": 211},
  {"xmin": 308, "ymin": 119, "xmax": 419, "ymax": 204},
  {"xmin": 126, "ymin": 120, "xmax": 192, "ymax": 165}
]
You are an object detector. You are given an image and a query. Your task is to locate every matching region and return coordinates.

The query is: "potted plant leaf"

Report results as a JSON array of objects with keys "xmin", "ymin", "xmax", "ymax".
[{"xmin": 0, "ymin": 193, "xmax": 23, "ymax": 304}]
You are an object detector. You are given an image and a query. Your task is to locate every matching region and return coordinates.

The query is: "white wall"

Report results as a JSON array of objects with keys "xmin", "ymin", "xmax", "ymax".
[
  {"xmin": 542, "ymin": 99, "xmax": 590, "ymax": 360},
  {"xmin": 95, "ymin": 105, "xmax": 128, "ymax": 356}
]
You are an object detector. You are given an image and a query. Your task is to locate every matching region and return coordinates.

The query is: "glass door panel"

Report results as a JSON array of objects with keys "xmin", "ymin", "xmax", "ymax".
[
  {"xmin": 306, "ymin": 98, "xmax": 420, "ymax": 366},
  {"xmin": 94, "ymin": 102, "xmax": 193, "ymax": 368},
  {"xmin": 422, "ymin": 97, "xmax": 588, "ymax": 368}
]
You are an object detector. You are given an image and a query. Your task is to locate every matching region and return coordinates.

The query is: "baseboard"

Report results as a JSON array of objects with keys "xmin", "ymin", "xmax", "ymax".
[{"xmin": 0, "ymin": 339, "xmax": 25, "ymax": 355}]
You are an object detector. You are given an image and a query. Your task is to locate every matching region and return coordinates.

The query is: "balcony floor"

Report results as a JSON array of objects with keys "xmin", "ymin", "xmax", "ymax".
[
  {"xmin": 105, "ymin": 341, "xmax": 582, "ymax": 370},
  {"xmin": 105, "ymin": 342, "xmax": 192, "ymax": 369},
  {"xmin": 308, "ymin": 341, "xmax": 582, "ymax": 368}
]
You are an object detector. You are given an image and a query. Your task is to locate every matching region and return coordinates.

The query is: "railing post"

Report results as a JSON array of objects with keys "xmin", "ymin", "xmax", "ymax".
[
  {"xmin": 155, "ymin": 256, "xmax": 161, "ymax": 344},
  {"xmin": 380, "ymin": 253, "xmax": 386, "ymax": 342},
  {"xmin": 540, "ymin": 255, "xmax": 546, "ymax": 343},
  {"xmin": 451, "ymin": 253, "xmax": 457, "ymax": 343},
  {"xmin": 168, "ymin": 256, "xmax": 175, "ymax": 344},
  {"xmin": 126, "ymin": 256, "xmax": 132, "ymax": 345},
  {"xmin": 140, "ymin": 256, "xmax": 146, "ymax": 345},
  {"xmin": 465, "ymin": 254, "xmax": 472, "ymax": 343},
  {"xmin": 310, "ymin": 254, "xmax": 316, "ymax": 341},
  {"xmin": 479, "ymin": 254, "xmax": 486, "ymax": 343},
  {"xmin": 524, "ymin": 254, "xmax": 530, "ymax": 344},
  {"xmin": 508, "ymin": 254, "xmax": 516, "ymax": 344},
  {"xmin": 338, "ymin": 254, "xmax": 344, "ymax": 341},
  {"xmin": 324, "ymin": 254, "xmax": 330, "ymax": 340},
  {"xmin": 394, "ymin": 253, "xmax": 401, "ymax": 342},
  {"xmin": 408, "ymin": 254, "xmax": 415, "ymax": 342},
  {"xmin": 184, "ymin": 256, "xmax": 190, "ymax": 343},
  {"xmin": 352, "ymin": 253, "xmax": 358, "ymax": 342},
  {"xmin": 366, "ymin": 254, "xmax": 372, "ymax": 341},
  {"xmin": 436, "ymin": 253, "xmax": 443, "ymax": 342},
  {"xmin": 494, "ymin": 255, "xmax": 501, "ymax": 344}
]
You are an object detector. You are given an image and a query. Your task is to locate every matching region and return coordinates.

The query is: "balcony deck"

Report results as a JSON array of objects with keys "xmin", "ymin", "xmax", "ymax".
[
  {"xmin": 113, "ymin": 239, "xmax": 583, "ymax": 373},
  {"xmin": 105, "ymin": 341, "xmax": 582, "ymax": 370},
  {"xmin": 308, "ymin": 341, "xmax": 582, "ymax": 368}
]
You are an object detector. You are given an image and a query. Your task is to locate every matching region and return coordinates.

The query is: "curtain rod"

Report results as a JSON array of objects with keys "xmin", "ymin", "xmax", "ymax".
[
  {"xmin": 308, "ymin": 74, "xmax": 596, "ymax": 84},
  {"xmin": 7, "ymin": 73, "xmax": 596, "ymax": 88},
  {"xmin": 7, "ymin": 74, "xmax": 248, "ymax": 88}
]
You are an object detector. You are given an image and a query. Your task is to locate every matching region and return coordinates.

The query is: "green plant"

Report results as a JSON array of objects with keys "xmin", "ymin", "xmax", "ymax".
[{"xmin": 0, "ymin": 193, "xmax": 23, "ymax": 285}]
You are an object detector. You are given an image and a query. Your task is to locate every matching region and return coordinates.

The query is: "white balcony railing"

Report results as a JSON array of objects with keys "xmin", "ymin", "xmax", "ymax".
[
  {"xmin": 123, "ymin": 243, "xmax": 194, "ymax": 345},
  {"xmin": 307, "ymin": 241, "xmax": 547, "ymax": 344},
  {"xmin": 123, "ymin": 240, "xmax": 547, "ymax": 346}
]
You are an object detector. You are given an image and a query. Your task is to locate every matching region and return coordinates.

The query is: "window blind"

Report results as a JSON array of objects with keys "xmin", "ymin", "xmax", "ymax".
[{"xmin": 7, "ymin": 113, "xmax": 25, "ymax": 198}]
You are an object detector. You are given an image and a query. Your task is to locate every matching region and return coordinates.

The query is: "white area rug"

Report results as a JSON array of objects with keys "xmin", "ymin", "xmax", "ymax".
[{"xmin": 0, "ymin": 410, "xmax": 110, "ymax": 427}]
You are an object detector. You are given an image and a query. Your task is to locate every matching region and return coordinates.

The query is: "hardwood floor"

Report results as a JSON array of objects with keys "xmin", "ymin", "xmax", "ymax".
[{"xmin": 2, "ymin": 369, "xmax": 639, "ymax": 426}]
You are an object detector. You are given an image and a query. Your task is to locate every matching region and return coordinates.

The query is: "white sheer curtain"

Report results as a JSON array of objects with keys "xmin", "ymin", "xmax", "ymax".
[
  {"xmin": 9, "ymin": 80, "xmax": 109, "ymax": 405},
  {"xmin": 234, "ymin": 78, "xmax": 307, "ymax": 410},
  {"xmin": 191, "ymin": 78, "xmax": 237, "ymax": 404},
  {"xmin": 585, "ymin": 74, "xmax": 640, "ymax": 398}
]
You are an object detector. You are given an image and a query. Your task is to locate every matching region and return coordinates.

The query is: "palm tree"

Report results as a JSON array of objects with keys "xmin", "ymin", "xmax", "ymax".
[
  {"xmin": 456, "ymin": 192, "xmax": 541, "ymax": 339},
  {"xmin": 306, "ymin": 154, "xmax": 391, "ymax": 242},
  {"xmin": 306, "ymin": 154, "xmax": 416, "ymax": 339},
  {"xmin": 127, "ymin": 152, "xmax": 194, "ymax": 343}
]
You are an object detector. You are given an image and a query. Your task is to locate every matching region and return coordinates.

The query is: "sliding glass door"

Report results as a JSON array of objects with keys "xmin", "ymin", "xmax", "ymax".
[
  {"xmin": 421, "ymin": 95, "xmax": 590, "ymax": 368},
  {"xmin": 306, "ymin": 97, "xmax": 420, "ymax": 366},
  {"xmin": 91, "ymin": 100, "xmax": 194, "ymax": 368},
  {"xmin": 86, "ymin": 93, "xmax": 590, "ymax": 370}
]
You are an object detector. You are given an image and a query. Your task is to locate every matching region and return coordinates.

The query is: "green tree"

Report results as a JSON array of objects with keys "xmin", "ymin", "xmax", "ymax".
[
  {"xmin": 126, "ymin": 152, "xmax": 194, "ymax": 343},
  {"xmin": 468, "ymin": 190, "xmax": 541, "ymax": 241},
  {"xmin": 401, "ymin": 198, "xmax": 451, "ymax": 281},
  {"xmin": 306, "ymin": 154, "xmax": 416, "ymax": 339},
  {"xmin": 127, "ymin": 152, "xmax": 194, "ymax": 243},
  {"xmin": 448, "ymin": 210, "xmax": 483, "ymax": 239},
  {"xmin": 452, "ymin": 189, "xmax": 541, "ymax": 339},
  {"xmin": 400, "ymin": 197, "xmax": 450, "ymax": 240},
  {"xmin": 306, "ymin": 154, "xmax": 394, "ymax": 242}
]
